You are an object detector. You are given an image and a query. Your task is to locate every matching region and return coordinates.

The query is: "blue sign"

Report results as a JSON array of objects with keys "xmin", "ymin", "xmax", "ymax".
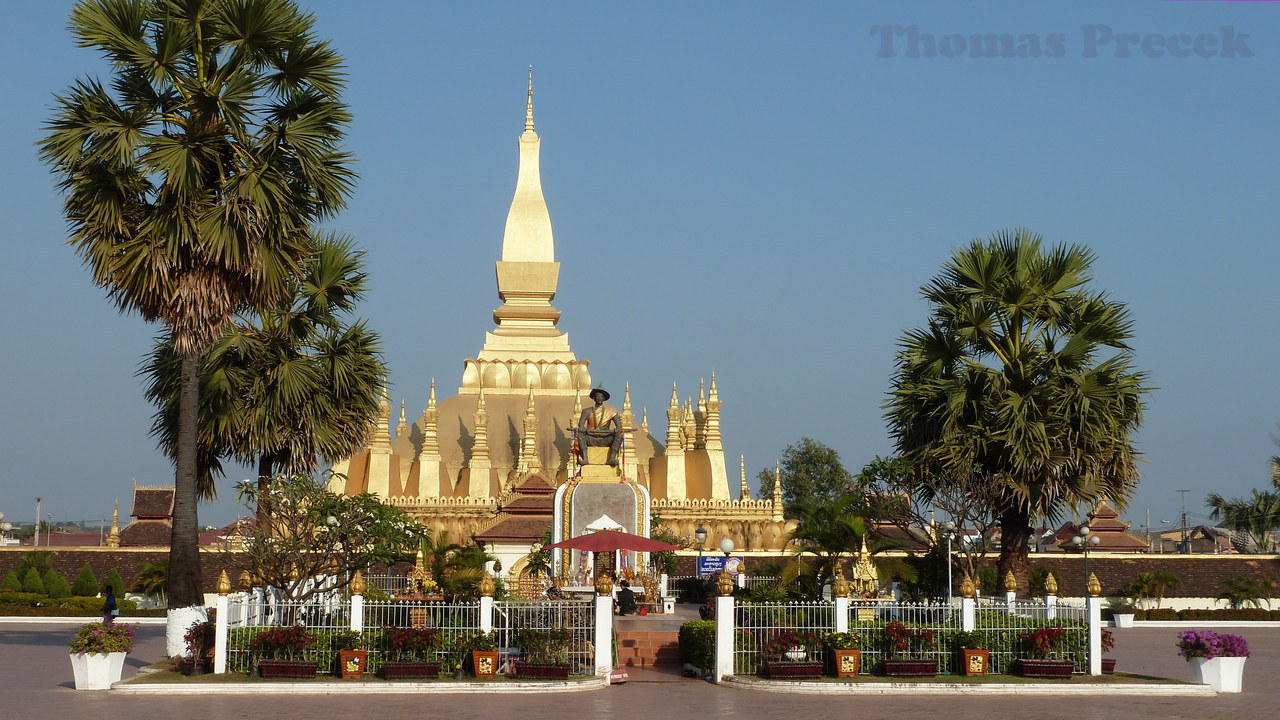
[{"xmin": 696, "ymin": 556, "xmax": 744, "ymax": 575}]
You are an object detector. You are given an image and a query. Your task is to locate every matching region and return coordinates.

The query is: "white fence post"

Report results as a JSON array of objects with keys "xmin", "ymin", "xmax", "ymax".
[
  {"xmin": 659, "ymin": 573, "xmax": 668, "ymax": 598},
  {"xmin": 713, "ymin": 584, "xmax": 735, "ymax": 683},
  {"xmin": 833, "ymin": 596, "xmax": 849, "ymax": 633},
  {"xmin": 961, "ymin": 596, "xmax": 975, "ymax": 632},
  {"xmin": 595, "ymin": 593, "xmax": 614, "ymax": 677},
  {"xmin": 213, "ymin": 572, "xmax": 230, "ymax": 674},
  {"xmin": 1086, "ymin": 589, "xmax": 1102, "ymax": 676},
  {"xmin": 1045, "ymin": 593, "xmax": 1057, "ymax": 621},
  {"xmin": 350, "ymin": 593, "xmax": 364, "ymax": 633},
  {"xmin": 480, "ymin": 595, "xmax": 494, "ymax": 633}
]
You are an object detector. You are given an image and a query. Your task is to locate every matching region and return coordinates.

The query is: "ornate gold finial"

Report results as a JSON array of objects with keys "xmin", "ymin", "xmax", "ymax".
[
  {"xmin": 238, "ymin": 570, "xmax": 253, "ymax": 591},
  {"xmin": 960, "ymin": 574, "xmax": 976, "ymax": 598},
  {"xmin": 1044, "ymin": 572, "xmax": 1059, "ymax": 596},
  {"xmin": 739, "ymin": 455, "xmax": 750, "ymax": 500},
  {"xmin": 428, "ymin": 377, "xmax": 437, "ymax": 407},
  {"xmin": 1086, "ymin": 572, "xmax": 1102, "ymax": 597},
  {"xmin": 350, "ymin": 570, "xmax": 367, "ymax": 596},
  {"xmin": 716, "ymin": 569, "xmax": 735, "ymax": 597},
  {"xmin": 216, "ymin": 570, "xmax": 231, "ymax": 596},
  {"xmin": 479, "ymin": 573, "xmax": 496, "ymax": 597},
  {"xmin": 1003, "ymin": 570, "xmax": 1017, "ymax": 593},
  {"xmin": 106, "ymin": 500, "xmax": 120, "ymax": 548},
  {"xmin": 594, "ymin": 573, "xmax": 614, "ymax": 596},
  {"xmin": 832, "ymin": 564, "xmax": 850, "ymax": 598},
  {"xmin": 525, "ymin": 66, "xmax": 535, "ymax": 132}
]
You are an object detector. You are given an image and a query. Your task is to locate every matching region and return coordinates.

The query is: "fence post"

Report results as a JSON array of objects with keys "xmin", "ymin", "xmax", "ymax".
[
  {"xmin": 594, "ymin": 591, "xmax": 614, "ymax": 677},
  {"xmin": 349, "ymin": 570, "xmax": 366, "ymax": 633},
  {"xmin": 213, "ymin": 571, "xmax": 230, "ymax": 674},
  {"xmin": 660, "ymin": 573, "xmax": 669, "ymax": 598},
  {"xmin": 1086, "ymin": 573, "xmax": 1102, "ymax": 676},
  {"xmin": 960, "ymin": 573, "xmax": 976, "ymax": 631},
  {"xmin": 713, "ymin": 573, "xmax": 735, "ymax": 683},
  {"xmin": 479, "ymin": 595, "xmax": 494, "ymax": 633},
  {"xmin": 1044, "ymin": 594, "xmax": 1057, "ymax": 621},
  {"xmin": 833, "ymin": 596, "xmax": 849, "ymax": 633}
]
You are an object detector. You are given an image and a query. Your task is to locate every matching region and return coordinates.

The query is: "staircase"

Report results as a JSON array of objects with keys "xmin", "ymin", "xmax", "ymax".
[{"xmin": 615, "ymin": 629, "xmax": 681, "ymax": 668}]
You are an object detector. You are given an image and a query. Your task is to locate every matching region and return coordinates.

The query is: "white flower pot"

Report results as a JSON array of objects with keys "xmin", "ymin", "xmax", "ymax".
[
  {"xmin": 1113, "ymin": 613, "xmax": 1134, "ymax": 628},
  {"xmin": 70, "ymin": 652, "xmax": 127, "ymax": 690},
  {"xmin": 1189, "ymin": 656, "xmax": 1246, "ymax": 693},
  {"xmin": 784, "ymin": 646, "xmax": 807, "ymax": 661}
]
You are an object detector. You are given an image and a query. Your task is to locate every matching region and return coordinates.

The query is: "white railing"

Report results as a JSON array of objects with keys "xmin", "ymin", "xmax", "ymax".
[
  {"xmin": 734, "ymin": 601, "xmax": 834, "ymax": 675},
  {"xmin": 494, "ymin": 599, "xmax": 596, "ymax": 676}
]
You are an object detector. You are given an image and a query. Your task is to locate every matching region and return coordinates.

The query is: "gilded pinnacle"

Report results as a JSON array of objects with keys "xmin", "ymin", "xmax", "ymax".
[{"xmin": 525, "ymin": 66, "xmax": 535, "ymax": 132}]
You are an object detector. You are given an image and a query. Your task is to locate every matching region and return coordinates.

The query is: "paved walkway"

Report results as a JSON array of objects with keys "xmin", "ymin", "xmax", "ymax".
[{"xmin": 5, "ymin": 622, "xmax": 1277, "ymax": 718}]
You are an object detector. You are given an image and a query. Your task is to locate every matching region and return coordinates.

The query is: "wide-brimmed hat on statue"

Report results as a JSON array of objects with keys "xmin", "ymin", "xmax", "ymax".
[{"xmin": 588, "ymin": 385, "xmax": 610, "ymax": 401}]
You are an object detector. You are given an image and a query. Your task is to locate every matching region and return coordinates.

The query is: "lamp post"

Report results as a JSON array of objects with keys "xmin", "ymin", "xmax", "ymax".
[
  {"xmin": 943, "ymin": 521, "xmax": 956, "ymax": 607},
  {"xmin": 1071, "ymin": 525, "xmax": 1100, "ymax": 586},
  {"xmin": 695, "ymin": 523, "xmax": 707, "ymax": 575},
  {"xmin": 34, "ymin": 497, "xmax": 41, "ymax": 548},
  {"xmin": 718, "ymin": 537, "xmax": 735, "ymax": 589}
]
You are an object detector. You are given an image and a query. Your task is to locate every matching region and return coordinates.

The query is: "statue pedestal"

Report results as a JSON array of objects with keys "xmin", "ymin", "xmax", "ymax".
[{"xmin": 579, "ymin": 463, "xmax": 619, "ymax": 481}]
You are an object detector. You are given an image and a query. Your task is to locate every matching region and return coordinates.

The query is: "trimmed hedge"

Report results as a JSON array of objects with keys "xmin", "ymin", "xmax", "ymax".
[
  {"xmin": 679, "ymin": 620, "xmax": 715, "ymax": 670},
  {"xmin": 1133, "ymin": 607, "xmax": 1280, "ymax": 621}
]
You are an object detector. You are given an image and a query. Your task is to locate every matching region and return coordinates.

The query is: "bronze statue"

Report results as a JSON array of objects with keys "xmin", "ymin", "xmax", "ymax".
[{"xmin": 577, "ymin": 386, "xmax": 622, "ymax": 466}]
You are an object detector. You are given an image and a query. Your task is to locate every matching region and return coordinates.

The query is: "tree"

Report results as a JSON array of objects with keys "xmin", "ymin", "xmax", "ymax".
[
  {"xmin": 140, "ymin": 233, "xmax": 386, "ymax": 529},
  {"xmin": 0, "ymin": 572, "xmax": 20, "ymax": 592},
  {"xmin": 71, "ymin": 563, "xmax": 101, "ymax": 597},
  {"xmin": 40, "ymin": 0, "xmax": 354, "ymax": 628},
  {"xmin": 782, "ymin": 493, "xmax": 905, "ymax": 600},
  {"xmin": 233, "ymin": 474, "xmax": 428, "ymax": 602},
  {"xmin": 885, "ymin": 230, "xmax": 1149, "ymax": 590},
  {"xmin": 132, "ymin": 559, "xmax": 170, "ymax": 607},
  {"xmin": 1218, "ymin": 578, "xmax": 1274, "ymax": 610},
  {"xmin": 756, "ymin": 438, "xmax": 856, "ymax": 519},
  {"xmin": 22, "ymin": 568, "xmax": 46, "ymax": 595},
  {"xmin": 1126, "ymin": 570, "xmax": 1180, "ymax": 609},
  {"xmin": 102, "ymin": 568, "xmax": 127, "ymax": 597},
  {"xmin": 1206, "ymin": 443, "xmax": 1280, "ymax": 553}
]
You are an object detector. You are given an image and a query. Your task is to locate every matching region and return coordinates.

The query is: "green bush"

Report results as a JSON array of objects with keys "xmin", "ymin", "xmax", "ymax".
[
  {"xmin": 22, "ymin": 568, "xmax": 45, "ymax": 595},
  {"xmin": 0, "ymin": 572, "xmax": 20, "ymax": 592},
  {"xmin": 46, "ymin": 573, "xmax": 72, "ymax": 599},
  {"xmin": 102, "ymin": 569, "xmax": 125, "ymax": 596},
  {"xmin": 71, "ymin": 564, "xmax": 100, "ymax": 597},
  {"xmin": 679, "ymin": 620, "xmax": 716, "ymax": 670},
  {"xmin": 16, "ymin": 551, "xmax": 52, "ymax": 577}
]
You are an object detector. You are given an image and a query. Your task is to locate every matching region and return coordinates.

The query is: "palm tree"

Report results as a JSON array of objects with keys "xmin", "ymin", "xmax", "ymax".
[
  {"xmin": 885, "ymin": 230, "xmax": 1149, "ymax": 590},
  {"xmin": 132, "ymin": 559, "xmax": 170, "ymax": 608},
  {"xmin": 40, "ymin": 0, "xmax": 354, "ymax": 620},
  {"xmin": 1207, "ymin": 450, "xmax": 1280, "ymax": 553},
  {"xmin": 782, "ymin": 494, "xmax": 904, "ymax": 599},
  {"xmin": 140, "ymin": 233, "xmax": 386, "ymax": 530},
  {"xmin": 1126, "ymin": 570, "xmax": 1180, "ymax": 609}
]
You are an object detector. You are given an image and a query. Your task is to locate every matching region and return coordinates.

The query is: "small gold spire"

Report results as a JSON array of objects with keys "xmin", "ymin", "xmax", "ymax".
[
  {"xmin": 716, "ymin": 568, "xmax": 735, "ymax": 597},
  {"xmin": 525, "ymin": 66, "xmax": 535, "ymax": 132},
  {"xmin": 1003, "ymin": 570, "xmax": 1017, "ymax": 593},
  {"xmin": 350, "ymin": 570, "xmax": 367, "ymax": 596},
  {"xmin": 739, "ymin": 455, "xmax": 750, "ymax": 500},
  {"xmin": 623, "ymin": 382, "xmax": 632, "ymax": 413},
  {"xmin": 669, "ymin": 383, "xmax": 679, "ymax": 409},
  {"xmin": 641, "ymin": 408, "xmax": 648, "ymax": 431},
  {"xmin": 216, "ymin": 570, "xmax": 231, "ymax": 596},
  {"xmin": 594, "ymin": 573, "xmax": 614, "ymax": 596},
  {"xmin": 832, "ymin": 564, "xmax": 849, "ymax": 598},
  {"xmin": 238, "ymin": 570, "xmax": 253, "ymax": 591},
  {"xmin": 699, "ymin": 378, "xmax": 706, "ymax": 409},
  {"xmin": 709, "ymin": 371, "xmax": 719, "ymax": 400},
  {"xmin": 1044, "ymin": 572, "xmax": 1059, "ymax": 596},
  {"xmin": 428, "ymin": 378, "xmax": 437, "ymax": 407},
  {"xmin": 1086, "ymin": 572, "xmax": 1102, "ymax": 597},
  {"xmin": 479, "ymin": 573, "xmax": 496, "ymax": 597},
  {"xmin": 960, "ymin": 574, "xmax": 976, "ymax": 598},
  {"xmin": 106, "ymin": 500, "xmax": 120, "ymax": 548}
]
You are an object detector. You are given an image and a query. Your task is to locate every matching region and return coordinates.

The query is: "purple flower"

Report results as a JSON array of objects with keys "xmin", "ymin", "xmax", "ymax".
[{"xmin": 1177, "ymin": 630, "xmax": 1249, "ymax": 660}]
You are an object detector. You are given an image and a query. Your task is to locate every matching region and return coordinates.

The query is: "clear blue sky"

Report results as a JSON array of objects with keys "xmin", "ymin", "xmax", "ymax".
[{"xmin": 1, "ymin": 1, "xmax": 1276, "ymax": 535}]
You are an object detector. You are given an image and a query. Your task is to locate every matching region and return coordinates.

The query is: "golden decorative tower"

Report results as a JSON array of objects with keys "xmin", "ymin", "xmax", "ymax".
[
  {"xmin": 469, "ymin": 387, "xmax": 491, "ymax": 498},
  {"xmin": 105, "ymin": 501, "xmax": 120, "ymax": 548}
]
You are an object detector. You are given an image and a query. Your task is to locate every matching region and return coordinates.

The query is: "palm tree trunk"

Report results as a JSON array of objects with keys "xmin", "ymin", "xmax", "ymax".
[
  {"xmin": 168, "ymin": 352, "xmax": 204, "ymax": 607},
  {"xmin": 996, "ymin": 507, "xmax": 1032, "ymax": 595}
]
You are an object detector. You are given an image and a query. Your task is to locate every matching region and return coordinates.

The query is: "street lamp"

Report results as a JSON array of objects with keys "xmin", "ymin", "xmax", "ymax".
[
  {"xmin": 34, "ymin": 497, "xmax": 42, "ymax": 548},
  {"xmin": 1071, "ymin": 525, "xmax": 1100, "ymax": 584},
  {"xmin": 695, "ymin": 523, "xmax": 708, "ymax": 574},
  {"xmin": 943, "ymin": 521, "xmax": 957, "ymax": 607},
  {"xmin": 718, "ymin": 537, "xmax": 735, "ymax": 590}
]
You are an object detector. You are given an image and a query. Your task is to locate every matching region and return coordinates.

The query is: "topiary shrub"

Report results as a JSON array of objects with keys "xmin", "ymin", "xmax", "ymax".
[
  {"xmin": 0, "ymin": 571, "xmax": 21, "ymax": 592},
  {"xmin": 71, "ymin": 564, "xmax": 99, "ymax": 597},
  {"xmin": 22, "ymin": 568, "xmax": 46, "ymax": 595},
  {"xmin": 101, "ymin": 568, "xmax": 126, "ymax": 596},
  {"xmin": 679, "ymin": 620, "xmax": 716, "ymax": 670},
  {"xmin": 46, "ymin": 573, "xmax": 72, "ymax": 599}
]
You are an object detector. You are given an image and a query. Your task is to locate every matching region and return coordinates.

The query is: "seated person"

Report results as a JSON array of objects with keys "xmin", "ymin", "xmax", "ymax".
[{"xmin": 616, "ymin": 580, "xmax": 638, "ymax": 616}]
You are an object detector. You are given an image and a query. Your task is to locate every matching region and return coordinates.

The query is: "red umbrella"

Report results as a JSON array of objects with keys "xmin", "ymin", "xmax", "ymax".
[{"xmin": 542, "ymin": 529, "xmax": 679, "ymax": 553}]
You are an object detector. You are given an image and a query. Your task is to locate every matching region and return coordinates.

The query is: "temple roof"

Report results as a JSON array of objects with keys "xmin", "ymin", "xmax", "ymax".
[{"xmin": 130, "ymin": 486, "xmax": 174, "ymax": 519}]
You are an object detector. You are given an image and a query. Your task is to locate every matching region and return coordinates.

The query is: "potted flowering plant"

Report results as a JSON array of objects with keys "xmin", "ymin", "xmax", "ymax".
[
  {"xmin": 381, "ymin": 626, "xmax": 441, "ymax": 679},
  {"xmin": 1018, "ymin": 625, "xmax": 1072, "ymax": 678},
  {"xmin": 1177, "ymin": 630, "xmax": 1249, "ymax": 692},
  {"xmin": 1101, "ymin": 628, "xmax": 1116, "ymax": 674},
  {"xmin": 459, "ymin": 630, "xmax": 500, "ymax": 678},
  {"xmin": 513, "ymin": 627, "xmax": 572, "ymax": 679},
  {"xmin": 756, "ymin": 630, "xmax": 823, "ymax": 679},
  {"xmin": 951, "ymin": 630, "xmax": 990, "ymax": 676},
  {"xmin": 251, "ymin": 626, "xmax": 317, "ymax": 678},
  {"xmin": 331, "ymin": 630, "xmax": 368, "ymax": 679},
  {"xmin": 182, "ymin": 617, "xmax": 216, "ymax": 675},
  {"xmin": 823, "ymin": 631, "xmax": 863, "ymax": 678},
  {"xmin": 881, "ymin": 621, "xmax": 937, "ymax": 677},
  {"xmin": 69, "ymin": 622, "xmax": 136, "ymax": 689}
]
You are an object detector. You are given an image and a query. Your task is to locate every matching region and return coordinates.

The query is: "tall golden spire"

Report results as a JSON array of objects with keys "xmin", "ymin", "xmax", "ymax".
[
  {"xmin": 106, "ymin": 500, "xmax": 120, "ymax": 548},
  {"xmin": 740, "ymin": 455, "xmax": 750, "ymax": 500},
  {"xmin": 525, "ymin": 66, "xmax": 535, "ymax": 132}
]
